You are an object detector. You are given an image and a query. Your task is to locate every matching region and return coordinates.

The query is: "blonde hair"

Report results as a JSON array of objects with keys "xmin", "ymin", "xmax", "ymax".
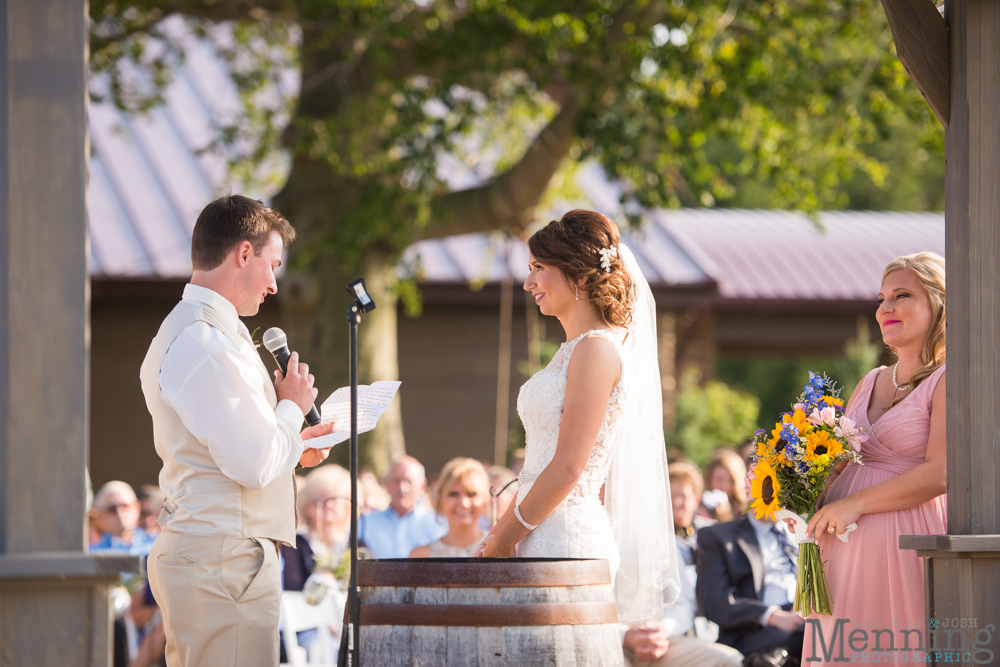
[
  {"xmin": 434, "ymin": 458, "xmax": 490, "ymax": 514},
  {"xmin": 706, "ymin": 448, "xmax": 748, "ymax": 507},
  {"xmin": 881, "ymin": 252, "xmax": 945, "ymax": 405},
  {"xmin": 297, "ymin": 464, "xmax": 355, "ymax": 524},
  {"xmin": 668, "ymin": 461, "xmax": 704, "ymax": 498}
]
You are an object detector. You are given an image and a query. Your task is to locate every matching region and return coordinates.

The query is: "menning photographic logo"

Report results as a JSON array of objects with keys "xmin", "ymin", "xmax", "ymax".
[{"xmin": 805, "ymin": 617, "xmax": 995, "ymax": 664}]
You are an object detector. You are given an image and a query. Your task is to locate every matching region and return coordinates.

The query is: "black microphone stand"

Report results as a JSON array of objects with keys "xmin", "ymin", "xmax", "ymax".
[{"xmin": 340, "ymin": 278, "xmax": 375, "ymax": 667}]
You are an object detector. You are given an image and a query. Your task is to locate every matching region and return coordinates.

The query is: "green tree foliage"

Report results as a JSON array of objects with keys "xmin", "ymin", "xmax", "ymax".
[
  {"xmin": 666, "ymin": 368, "xmax": 760, "ymax": 469},
  {"xmin": 89, "ymin": 0, "xmax": 940, "ymax": 472}
]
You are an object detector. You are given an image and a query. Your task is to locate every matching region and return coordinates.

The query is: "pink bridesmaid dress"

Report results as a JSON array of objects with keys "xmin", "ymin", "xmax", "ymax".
[{"xmin": 803, "ymin": 365, "xmax": 947, "ymax": 665}]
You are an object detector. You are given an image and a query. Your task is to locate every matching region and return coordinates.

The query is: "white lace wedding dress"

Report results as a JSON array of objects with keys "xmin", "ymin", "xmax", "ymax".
[
  {"xmin": 510, "ymin": 244, "xmax": 681, "ymax": 624},
  {"xmin": 515, "ymin": 327, "xmax": 625, "ymax": 580}
]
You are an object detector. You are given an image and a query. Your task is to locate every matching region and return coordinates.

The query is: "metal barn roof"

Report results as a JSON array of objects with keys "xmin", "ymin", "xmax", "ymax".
[
  {"xmin": 651, "ymin": 209, "xmax": 945, "ymax": 302},
  {"xmin": 86, "ymin": 19, "xmax": 945, "ymax": 303}
]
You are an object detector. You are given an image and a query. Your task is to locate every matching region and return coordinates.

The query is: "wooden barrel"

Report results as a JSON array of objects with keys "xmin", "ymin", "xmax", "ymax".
[{"xmin": 357, "ymin": 557, "xmax": 623, "ymax": 666}]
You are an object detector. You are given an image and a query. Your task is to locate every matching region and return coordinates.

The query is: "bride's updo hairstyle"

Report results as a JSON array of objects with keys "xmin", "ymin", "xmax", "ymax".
[
  {"xmin": 528, "ymin": 209, "xmax": 634, "ymax": 328},
  {"xmin": 882, "ymin": 251, "xmax": 945, "ymax": 405}
]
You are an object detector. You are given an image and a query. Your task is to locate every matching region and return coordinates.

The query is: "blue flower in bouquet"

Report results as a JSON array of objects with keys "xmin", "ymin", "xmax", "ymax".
[
  {"xmin": 779, "ymin": 423, "xmax": 800, "ymax": 445},
  {"xmin": 800, "ymin": 385, "xmax": 827, "ymax": 411},
  {"xmin": 784, "ymin": 442, "xmax": 799, "ymax": 460},
  {"xmin": 808, "ymin": 371, "xmax": 825, "ymax": 389},
  {"xmin": 796, "ymin": 460, "xmax": 810, "ymax": 475}
]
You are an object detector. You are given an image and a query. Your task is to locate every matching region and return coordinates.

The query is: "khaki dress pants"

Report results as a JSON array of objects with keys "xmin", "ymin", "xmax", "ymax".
[
  {"xmin": 148, "ymin": 530, "xmax": 281, "ymax": 667},
  {"xmin": 624, "ymin": 636, "xmax": 744, "ymax": 667}
]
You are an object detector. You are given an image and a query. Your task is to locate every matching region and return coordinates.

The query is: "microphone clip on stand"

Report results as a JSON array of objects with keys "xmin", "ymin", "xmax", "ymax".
[{"xmin": 343, "ymin": 278, "xmax": 375, "ymax": 667}]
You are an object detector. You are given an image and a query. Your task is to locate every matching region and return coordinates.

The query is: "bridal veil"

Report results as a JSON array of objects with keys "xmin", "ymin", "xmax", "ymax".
[{"xmin": 605, "ymin": 243, "xmax": 683, "ymax": 623}]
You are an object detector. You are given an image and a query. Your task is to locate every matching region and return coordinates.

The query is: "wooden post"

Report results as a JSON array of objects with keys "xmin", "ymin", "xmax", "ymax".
[
  {"xmin": 0, "ymin": 1, "xmax": 136, "ymax": 664},
  {"xmin": 658, "ymin": 311, "xmax": 677, "ymax": 432},
  {"xmin": 900, "ymin": 0, "xmax": 1000, "ymax": 661},
  {"xmin": 493, "ymin": 237, "xmax": 514, "ymax": 467},
  {"xmin": 880, "ymin": 0, "xmax": 950, "ymax": 127}
]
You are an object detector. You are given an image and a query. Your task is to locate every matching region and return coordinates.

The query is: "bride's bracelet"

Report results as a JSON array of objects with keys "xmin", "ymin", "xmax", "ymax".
[{"xmin": 514, "ymin": 504, "xmax": 537, "ymax": 531}]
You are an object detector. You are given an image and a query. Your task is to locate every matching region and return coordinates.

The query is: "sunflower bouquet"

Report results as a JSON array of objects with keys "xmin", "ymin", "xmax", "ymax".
[{"xmin": 747, "ymin": 372, "xmax": 866, "ymax": 616}]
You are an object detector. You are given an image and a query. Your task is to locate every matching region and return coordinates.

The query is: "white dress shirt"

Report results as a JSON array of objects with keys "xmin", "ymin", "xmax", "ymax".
[{"xmin": 157, "ymin": 284, "xmax": 305, "ymax": 495}]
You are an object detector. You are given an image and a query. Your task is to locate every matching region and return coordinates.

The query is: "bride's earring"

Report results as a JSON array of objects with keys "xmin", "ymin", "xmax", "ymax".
[{"xmin": 575, "ymin": 285, "xmax": 579, "ymax": 301}]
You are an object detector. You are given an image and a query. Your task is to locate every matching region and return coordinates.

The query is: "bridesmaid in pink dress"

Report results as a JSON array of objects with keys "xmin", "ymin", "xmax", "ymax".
[{"xmin": 802, "ymin": 252, "xmax": 947, "ymax": 665}]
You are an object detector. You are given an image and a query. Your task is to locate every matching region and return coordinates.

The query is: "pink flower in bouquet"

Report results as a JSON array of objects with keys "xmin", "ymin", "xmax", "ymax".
[
  {"xmin": 807, "ymin": 406, "xmax": 837, "ymax": 427},
  {"xmin": 793, "ymin": 402, "xmax": 806, "ymax": 412},
  {"xmin": 834, "ymin": 415, "xmax": 868, "ymax": 451},
  {"xmin": 744, "ymin": 469, "xmax": 756, "ymax": 499}
]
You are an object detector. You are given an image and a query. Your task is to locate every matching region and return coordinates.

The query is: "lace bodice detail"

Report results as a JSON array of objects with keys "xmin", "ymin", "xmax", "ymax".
[{"xmin": 516, "ymin": 328, "xmax": 627, "ymax": 500}]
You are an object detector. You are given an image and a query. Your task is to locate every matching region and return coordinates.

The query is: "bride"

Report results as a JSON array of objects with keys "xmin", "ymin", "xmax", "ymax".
[{"xmin": 478, "ymin": 209, "xmax": 681, "ymax": 623}]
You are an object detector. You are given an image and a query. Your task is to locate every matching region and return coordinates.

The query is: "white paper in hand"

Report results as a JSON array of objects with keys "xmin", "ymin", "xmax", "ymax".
[{"xmin": 303, "ymin": 381, "xmax": 402, "ymax": 449}]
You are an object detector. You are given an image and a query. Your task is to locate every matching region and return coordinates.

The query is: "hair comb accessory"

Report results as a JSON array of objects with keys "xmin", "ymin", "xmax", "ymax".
[{"xmin": 599, "ymin": 245, "xmax": 619, "ymax": 273}]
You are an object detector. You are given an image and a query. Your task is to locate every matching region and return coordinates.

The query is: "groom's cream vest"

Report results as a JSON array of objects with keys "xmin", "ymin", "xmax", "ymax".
[{"xmin": 140, "ymin": 300, "xmax": 296, "ymax": 545}]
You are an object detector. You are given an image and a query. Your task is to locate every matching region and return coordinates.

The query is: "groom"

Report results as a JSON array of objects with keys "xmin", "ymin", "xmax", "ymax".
[{"xmin": 142, "ymin": 194, "xmax": 334, "ymax": 667}]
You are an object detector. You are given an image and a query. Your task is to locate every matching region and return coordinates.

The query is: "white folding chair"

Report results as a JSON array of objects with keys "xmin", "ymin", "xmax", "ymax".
[{"xmin": 279, "ymin": 589, "xmax": 344, "ymax": 667}]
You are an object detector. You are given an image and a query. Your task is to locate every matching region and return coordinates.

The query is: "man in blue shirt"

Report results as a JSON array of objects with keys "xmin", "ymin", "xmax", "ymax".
[
  {"xmin": 90, "ymin": 480, "xmax": 156, "ymax": 557},
  {"xmin": 359, "ymin": 457, "xmax": 447, "ymax": 558}
]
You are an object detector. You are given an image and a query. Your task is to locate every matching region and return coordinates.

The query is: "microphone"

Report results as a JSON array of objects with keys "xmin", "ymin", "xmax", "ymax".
[{"xmin": 262, "ymin": 327, "xmax": 321, "ymax": 427}]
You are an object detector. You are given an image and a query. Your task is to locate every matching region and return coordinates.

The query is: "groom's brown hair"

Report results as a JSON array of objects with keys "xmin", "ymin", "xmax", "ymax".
[{"xmin": 191, "ymin": 194, "xmax": 295, "ymax": 270}]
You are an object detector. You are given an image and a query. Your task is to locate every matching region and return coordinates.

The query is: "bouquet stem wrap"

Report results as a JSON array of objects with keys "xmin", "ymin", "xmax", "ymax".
[{"xmin": 775, "ymin": 509, "xmax": 857, "ymax": 616}]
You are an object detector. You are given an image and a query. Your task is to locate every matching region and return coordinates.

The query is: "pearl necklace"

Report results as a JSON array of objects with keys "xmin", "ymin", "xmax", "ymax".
[{"xmin": 892, "ymin": 362, "xmax": 910, "ymax": 392}]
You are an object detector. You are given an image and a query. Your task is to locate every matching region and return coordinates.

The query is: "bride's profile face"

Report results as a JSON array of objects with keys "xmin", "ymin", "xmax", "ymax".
[
  {"xmin": 440, "ymin": 481, "xmax": 484, "ymax": 527},
  {"xmin": 524, "ymin": 252, "xmax": 576, "ymax": 317},
  {"xmin": 877, "ymin": 269, "xmax": 933, "ymax": 352}
]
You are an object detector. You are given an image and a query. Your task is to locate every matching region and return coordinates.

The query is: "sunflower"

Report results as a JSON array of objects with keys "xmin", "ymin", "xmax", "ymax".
[
  {"xmin": 804, "ymin": 430, "xmax": 844, "ymax": 461},
  {"xmin": 785, "ymin": 408, "xmax": 810, "ymax": 432},
  {"xmin": 822, "ymin": 396, "xmax": 845, "ymax": 408},
  {"xmin": 750, "ymin": 459, "xmax": 781, "ymax": 520},
  {"xmin": 754, "ymin": 439, "xmax": 778, "ymax": 465},
  {"xmin": 766, "ymin": 429, "xmax": 790, "ymax": 466},
  {"xmin": 766, "ymin": 409, "xmax": 808, "ymax": 464}
]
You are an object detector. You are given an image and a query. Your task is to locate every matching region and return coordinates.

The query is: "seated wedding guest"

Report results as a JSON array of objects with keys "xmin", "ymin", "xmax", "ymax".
[
  {"xmin": 282, "ymin": 464, "xmax": 361, "ymax": 591},
  {"xmin": 136, "ymin": 484, "xmax": 165, "ymax": 538},
  {"xmin": 698, "ymin": 449, "xmax": 747, "ymax": 523},
  {"xmin": 411, "ymin": 458, "xmax": 490, "ymax": 557},
  {"xmin": 359, "ymin": 468, "xmax": 390, "ymax": 514},
  {"xmin": 697, "ymin": 512, "xmax": 804, "ymax": 667},
  {"xmin": 114, "ymin": 581, "xmax": 164, "ymax": 667},
  {"xmin": 90, "ymin": 481, "xmax": 156, "ymax": 556},
  {"xmin": 359, "ymin": 456, "xmax": 447, "ymax": 558},
  {"xmin": 487, "ymin": 465, "xmax": 518, "ymax": 527},
  {"xmin": 621, "ymin": 461, "xmax": 743, "ymax": 667}
]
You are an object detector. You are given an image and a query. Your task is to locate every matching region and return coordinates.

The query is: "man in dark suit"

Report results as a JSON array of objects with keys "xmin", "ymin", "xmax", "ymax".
[{"xmin": 696, "ymin": 514, "xmax": 805, "ymax": 667}]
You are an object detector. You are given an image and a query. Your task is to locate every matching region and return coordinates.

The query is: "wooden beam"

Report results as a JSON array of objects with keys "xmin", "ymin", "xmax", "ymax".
[{"xmin": 880, "ymin": 0, "xmax": 951, "ymax": 127}]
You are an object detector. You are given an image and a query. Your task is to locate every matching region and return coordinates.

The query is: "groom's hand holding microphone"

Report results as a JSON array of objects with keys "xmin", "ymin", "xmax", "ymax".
[{"xmin": 273, "ymin": 350, "xmax": 335, "ymax": 468}]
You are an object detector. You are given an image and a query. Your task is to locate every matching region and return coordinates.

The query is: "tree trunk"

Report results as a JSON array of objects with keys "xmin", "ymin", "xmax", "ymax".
[
  {"xmin": 272, "ymin": 162, "xmax": 405, "ymax": 476},
  {"xmin": 272, "ymin": 48, "xmax": 579, "ymax": 475}
]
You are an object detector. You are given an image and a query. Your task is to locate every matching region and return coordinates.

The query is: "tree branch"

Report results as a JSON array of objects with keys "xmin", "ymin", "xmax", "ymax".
[
  {"xmin": 89, "ymin": 0, "xmax": 293, "ymax": 24},
  {"xmin": 425, "ymin": 96, "xmax": 580, "ymax": 239}
]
